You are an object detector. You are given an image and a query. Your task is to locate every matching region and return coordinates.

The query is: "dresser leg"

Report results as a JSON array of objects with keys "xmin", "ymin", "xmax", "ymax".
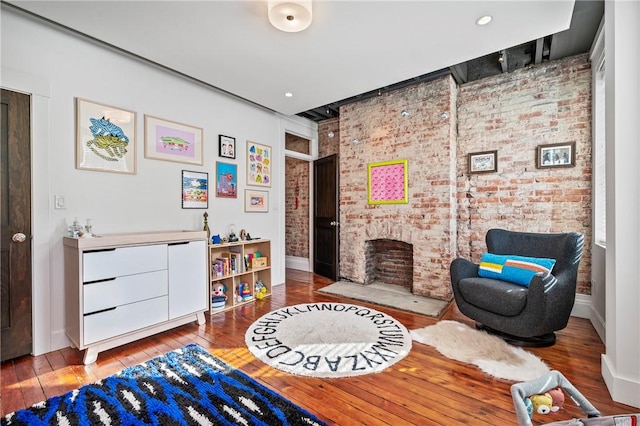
[
  {"xmin": 196, "ymin": 311, "xmax": 205, "ymax": 326},
  {"xmin": 83, "ymin": 348, "xmax": 99, "ymax": 364}
]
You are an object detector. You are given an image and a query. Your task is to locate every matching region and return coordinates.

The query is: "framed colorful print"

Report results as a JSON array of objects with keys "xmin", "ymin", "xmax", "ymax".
[
  {"xmin": 216, "ymin": 162, "xmax": 237, "ymax": 198},
  {"xmin": 181, "ymin": 170, "xmax": 208, "ymax": 209},
  {"xmin": 536, "ymin": 142, "xmax": 576, "ymax": 168},
  {"xmin": 246, "ymin": 141, "xmax": 271, "ymax": 187},
  {"xmin": 75, "ymin": 98, "xmax": 136, "ymax": 174},
  {"xmin": 468, "ymin": 150, "xmax": 498, "ymax": 174},
  {"xmin": 367, "ymin": 159, "xmax": 409, "ymax": 205},
  {"xmin": 244, "ymin": 189, "xmax": 269, "ymax": 213},
  {"xmin": 144, "ymin": 115, "xmax": 203, "ymax": 165},
  {"xmin": 219, "ymin": 135, "xmax": 236, "ymax": 159}
]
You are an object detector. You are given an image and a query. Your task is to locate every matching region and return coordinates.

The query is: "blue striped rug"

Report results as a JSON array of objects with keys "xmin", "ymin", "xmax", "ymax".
[{"xmin": 2, "ymin": 344, "xmax": 326, "ymax": 426}]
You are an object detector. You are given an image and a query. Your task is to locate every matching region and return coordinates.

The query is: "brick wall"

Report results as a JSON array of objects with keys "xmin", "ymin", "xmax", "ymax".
[
  {"xmin": 335, "ymin": 53, "xmax": 592, "ymax": 300},
  {"xmin": 318, "ymin": 118, "xmax": 340, "ymax": 158},
  {"xmin": 456, "ymin": 54, "xmax": 592, "ymax": 294},
  {"xmin": 339, "ymin": 75, "xmax": 458, "ymax": 300},
  {"xmin": 285, "ymin": 134, "xmax": 310, "ymax": 258}
]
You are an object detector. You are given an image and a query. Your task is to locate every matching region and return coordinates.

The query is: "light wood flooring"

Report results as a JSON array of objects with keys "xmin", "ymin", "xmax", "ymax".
[{"xmin": 1, "ymin": 269, "xmax": 637, "ymax": 424}]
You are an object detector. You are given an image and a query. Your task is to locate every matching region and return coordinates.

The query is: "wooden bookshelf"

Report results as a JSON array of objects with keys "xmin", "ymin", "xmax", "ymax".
[{"xmin": 208, "ymin": 239, "xmax": 271, "ymax": 313}]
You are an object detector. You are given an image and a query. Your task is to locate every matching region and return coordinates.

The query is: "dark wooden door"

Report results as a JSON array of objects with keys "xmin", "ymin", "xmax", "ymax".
[
  {"xmin": 1, "ymin": 89, "xmax": 33, "ymax": 361},
  {"xmin": 313, "ymin": 154, "xmax": 339, "ymax": 280}
]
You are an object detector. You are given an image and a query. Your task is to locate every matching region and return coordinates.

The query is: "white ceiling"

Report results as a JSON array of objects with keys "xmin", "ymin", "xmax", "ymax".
[{"xmin": 8, "ymin": 0, "xmax": 576, "ymax": 117}]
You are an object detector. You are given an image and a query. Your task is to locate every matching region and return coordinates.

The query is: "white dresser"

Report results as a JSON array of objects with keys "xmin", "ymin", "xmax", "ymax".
[{"xmin": 64, "ymin": 231, "xmax": 208, "ymax": 364}]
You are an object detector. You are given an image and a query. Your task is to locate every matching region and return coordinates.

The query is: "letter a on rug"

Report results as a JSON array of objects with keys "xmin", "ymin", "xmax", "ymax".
[
  {"xmin": 410, "ymin": 320, "xmax": 549, "ymax": 382},
  {"xmin": 2, "ymin": 344, "xmax": 327, "ymax": 426}
]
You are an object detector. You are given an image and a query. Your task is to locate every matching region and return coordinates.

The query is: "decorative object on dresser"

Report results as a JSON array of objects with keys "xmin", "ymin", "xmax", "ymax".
[
  {"xmin": 63, "ymin": 231, "xmax": 208, "ymax": 364},
  {"xmin": 209, "ymin": 239, "xmax": 271, "ymax": 313}
]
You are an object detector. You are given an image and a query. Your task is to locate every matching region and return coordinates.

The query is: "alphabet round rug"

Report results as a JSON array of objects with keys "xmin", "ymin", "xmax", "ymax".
[{"xmin": 245, "ymin": 303, "xmax": 412, "ymax": 378}]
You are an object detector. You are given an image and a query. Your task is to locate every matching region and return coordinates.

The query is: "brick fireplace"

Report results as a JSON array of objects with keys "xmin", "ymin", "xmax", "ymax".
[{"xmin": 364, "ymin": 239, "xmax": 413, "ymax": 290}]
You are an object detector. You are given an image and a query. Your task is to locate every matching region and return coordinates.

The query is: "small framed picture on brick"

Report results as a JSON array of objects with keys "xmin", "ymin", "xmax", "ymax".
[
  {"xmin": 468, "ymin": 150, "xmax": 498, "ymax": 174},
  {"xmin": 536, "ymin": 142, "xmax": 576, "ymax": 168}
]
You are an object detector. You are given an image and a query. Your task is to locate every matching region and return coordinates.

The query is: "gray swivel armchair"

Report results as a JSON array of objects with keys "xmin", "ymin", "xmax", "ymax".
[{"xmin": 450, "ymin": 229, "xmax": 584, "ymax": 347}]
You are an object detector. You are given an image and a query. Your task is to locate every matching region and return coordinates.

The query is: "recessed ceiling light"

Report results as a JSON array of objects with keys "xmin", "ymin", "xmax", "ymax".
[
  {"xmin": 285, "ymin": 92, "xmax": 293, "ymax": 97},
  {"xmin": 476, "ymin": 15, "xmax": 492, "ymax": 26}
]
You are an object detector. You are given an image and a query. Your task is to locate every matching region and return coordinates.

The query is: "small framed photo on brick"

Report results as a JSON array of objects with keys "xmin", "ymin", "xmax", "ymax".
[
  {"xmin": 468, "ymin": 150, "xmax": 498, "ymax": 174},
  {"xmin": 536, "ymin": 142, "xmax": 576, "ymax": 168}
]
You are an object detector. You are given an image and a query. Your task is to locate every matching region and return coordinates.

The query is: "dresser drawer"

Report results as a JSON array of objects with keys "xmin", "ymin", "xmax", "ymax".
[
  {"xmin": 83, "ymin": 296, "xmax": 168, "ymax": 345},
  {"xmin": 83, "ymin": 270, "xmax": 168, "ymax": 314},
  {"xmin": 83, "ymin": 244, "xmax": 167, "ymax": 282}
]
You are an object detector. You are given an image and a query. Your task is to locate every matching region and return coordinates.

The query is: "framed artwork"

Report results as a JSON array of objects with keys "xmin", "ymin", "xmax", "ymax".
[
  {"xmin": 244, "ymin": 189, "xmax": 269, "ymax": 212},
  {"xmin": 247, "ymin": 141, "xmax": 271, "ymax": 187},
  {"xmin": 216, "ymin": 162, "xmax": 238, "ymax": 198},
  {"xmin": 367, "ymin": 159, "xmax": 408, "ymax": 205},
  {"xmin": 536, "ymin": 142, "xmax": 576, "ymax": 168},
  {"xmin": 76, "ymin": 98, "xmax": 136, "ymax": 174},
  {"xmin": 182, "ymin": 170, "xmax": 208, "ymax": 209},
  {"xmin": 468, "ymin": 150, "xmax": 498, "ymax": 174},
  {"xmin": 219, "ymin": 135, "xmax": 236, "ymax": 159},
  {"xmin": 144, "ymin": 115, "xmax": 203, "ymax": 165}
]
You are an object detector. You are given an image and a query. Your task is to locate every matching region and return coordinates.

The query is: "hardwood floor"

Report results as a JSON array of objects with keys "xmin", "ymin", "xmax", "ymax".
[{"xmin": 1, "ymin": 269, "xmax": 636, "ymax": 424}]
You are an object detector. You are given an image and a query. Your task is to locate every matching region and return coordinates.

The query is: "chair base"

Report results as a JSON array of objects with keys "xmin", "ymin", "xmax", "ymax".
[{"xmin": 475, "ymin": 323, "xmax": 556, "ymax": 347}]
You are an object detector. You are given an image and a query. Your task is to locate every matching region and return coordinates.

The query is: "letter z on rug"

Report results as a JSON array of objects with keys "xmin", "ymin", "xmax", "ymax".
[
  {"xmin": 410, "ymin": 320, "xmax": 550, "ymax": 382},
  {"xmin": 245, "ymin": 303, "xmax": 412, "ymax": 378}
]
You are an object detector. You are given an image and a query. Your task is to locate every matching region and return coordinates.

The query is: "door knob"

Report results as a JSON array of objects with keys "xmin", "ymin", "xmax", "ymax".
[
  {"xmin": 330, "ymin": 221, "xmax": 339, "ymax": 227},
  {"xmin": 12, "ymin": 233, "xmax": 26, "ymax": 243}
]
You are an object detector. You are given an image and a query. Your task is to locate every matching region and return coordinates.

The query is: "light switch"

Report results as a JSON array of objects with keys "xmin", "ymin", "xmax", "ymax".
[{"xmin": 54, "ymin": 195, "xmax": 65, "ymax": 209}]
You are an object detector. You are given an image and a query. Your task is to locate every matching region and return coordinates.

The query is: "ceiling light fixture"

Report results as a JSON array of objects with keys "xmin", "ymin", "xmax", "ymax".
[
  {"xmin": 285, "ymin": 92, "xmax": 293, "ymax": 97},
  {"xmin": 268, "ymin": 1, "xmax": 312, "ymax": 33},
  {"xmin": 401, "ymin": 109, "xmax": 410, "ymax": 118},
  {"xmin": 476, "ymin": 15, "xmax": 492, "ymax": 26}
]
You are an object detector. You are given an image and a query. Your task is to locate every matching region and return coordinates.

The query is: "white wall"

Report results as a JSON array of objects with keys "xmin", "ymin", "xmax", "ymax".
[
  {"xmin": 1, "ymin": 7, "xmax": 316, "ymax": 355},
  {"xmin": 602, "ymin": 0, "xmax": 640, "ymax": 409}
]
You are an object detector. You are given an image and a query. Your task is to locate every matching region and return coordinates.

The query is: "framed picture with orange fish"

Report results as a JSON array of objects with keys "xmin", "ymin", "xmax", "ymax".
[{"xmin": 144, "ymin": 115, "xmax": 203, "ymax": 165}]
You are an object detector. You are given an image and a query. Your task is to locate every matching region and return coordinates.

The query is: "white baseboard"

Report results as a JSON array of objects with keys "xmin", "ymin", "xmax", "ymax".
[
  {"xmin": 48, "ymin": 329, "xmax": 72, "ymax": 354},
  {"xmin": 285, "ymin": 255, "xmax": 311, "ymax": 272},
  {"xmin": 589, "ymin": 305, "xmax": 606, "ymax": 343},
  {"xmin": 602, "ymin": 354, "xmax": 640, "ymax": 408},
  {"xmin": 570, "ymin": 293, "xmax": 591, "ymax": 319}
]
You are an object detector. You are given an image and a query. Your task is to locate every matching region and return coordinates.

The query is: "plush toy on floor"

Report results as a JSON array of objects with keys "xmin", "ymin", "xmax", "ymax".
[{"xmin": 529, "ymin": 392, "xmax": 553, "ymax": 415}]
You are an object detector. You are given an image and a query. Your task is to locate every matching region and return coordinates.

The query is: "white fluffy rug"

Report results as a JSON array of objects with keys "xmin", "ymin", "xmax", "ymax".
[
  {"xmin": 245, "ymin": 303, "xmax": 412, "ymax": 378},
  {"xmin": 410, "ymin": 320, "xmax": 550, "ymax": 382}
]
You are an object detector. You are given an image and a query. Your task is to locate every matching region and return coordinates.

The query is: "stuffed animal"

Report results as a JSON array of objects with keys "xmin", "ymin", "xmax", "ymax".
[
  {"xmin": 211, "ymin": 283, "xmax": 227, "ymax": 310},
  {"xmin": 548, "ymin": 387, "xmax": 565, "ymax": 412},
  {"xmin": 529, "ymin": 393, "xmax": 553, "ymax": 415},
  {"xmin": 254, "ymin": 280, "xmax": 267, "ymax": 300}
]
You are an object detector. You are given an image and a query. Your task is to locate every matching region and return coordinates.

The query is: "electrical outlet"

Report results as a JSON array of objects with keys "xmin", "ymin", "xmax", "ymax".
[{"xmin": 54, "ymin": 195, "xmax": 65, "ymax": 209}]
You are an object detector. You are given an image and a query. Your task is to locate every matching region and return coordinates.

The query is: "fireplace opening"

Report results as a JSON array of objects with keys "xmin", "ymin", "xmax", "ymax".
[{"xmin": 364, "ymin": 239, "xmax": 413, "ymax": 290}]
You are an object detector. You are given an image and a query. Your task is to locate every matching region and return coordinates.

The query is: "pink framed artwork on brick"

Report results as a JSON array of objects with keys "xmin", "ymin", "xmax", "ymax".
[{"xmin": 367, "ymin": 159, "xmax": 408, "ymax": 205}]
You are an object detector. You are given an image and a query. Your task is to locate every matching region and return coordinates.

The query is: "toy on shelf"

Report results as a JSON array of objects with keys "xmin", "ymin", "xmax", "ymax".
[
  {"xmin": 240, "ymin": 282, "xmax": 253, "ymax": 301},
  {"xmin": 254, "ymin": 280, "xmax": 267, "ymax": 300},
  {"xmin": 211, "ymin": 283, "xmax": 227, "ymax": 311}
]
